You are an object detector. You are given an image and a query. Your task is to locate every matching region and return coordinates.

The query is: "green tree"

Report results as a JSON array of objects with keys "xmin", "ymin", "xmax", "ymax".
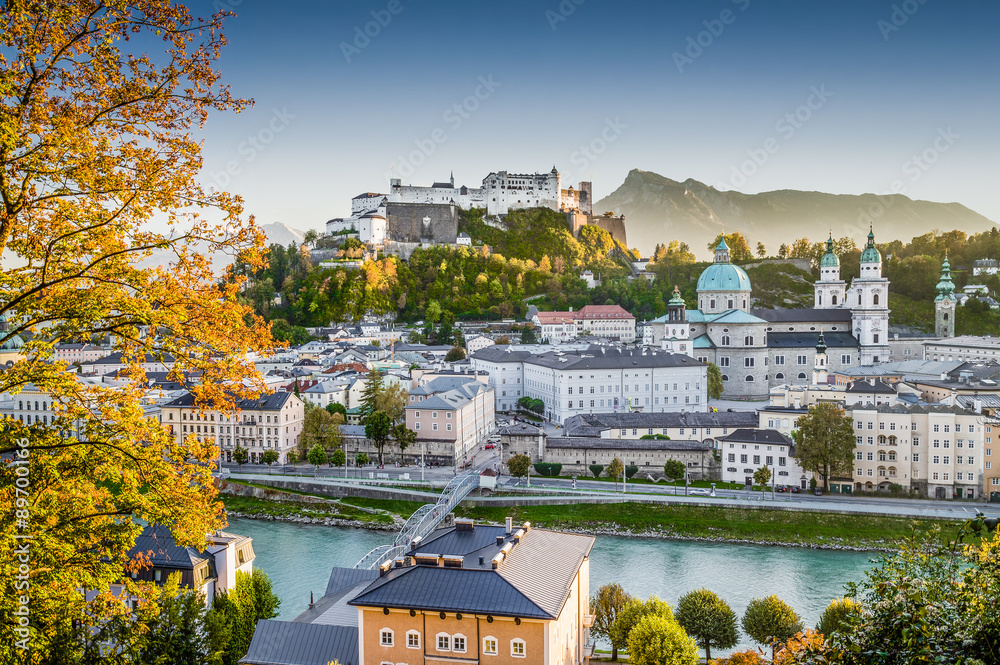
[
  {"xmin": 232, "ymin": 446, "xmax": 249, "ymax": 470},
  {"xmin": 591, "ymin": 583, "xmax": 633, "ymax": 661},
  {"xmin": 375, "ymin": 382, "xmax": 408, "ymax": 426},
  {"xmin": 391, "ymin": 423, "xmax": 417, "ymax": 463},
  {"xmin": 792, "ymin": 403, "xmax": 855, "ymax": 492},
  {"xmin": 627, "ymin": 614, "xmax": 699, "ymax": 665},
  {"xmin": 778, "ymin": 243, "xmax": 789, "ymax": 259},
  {"xmin": 326, "ymin": 402, "xmax": 348, "ymax": 418},
  {"xmin": 506, "ymin": 453, "xmax": 532, "ymax": 482},
  {"xmin": 664, "ymin": 459, "xmax": 686, "ymax": 482},
  {"xmin": 754, "ymin": 465, "xmax": 772, "ymax": 496},
  {"xmin": 213, "ymin": 569, "xmax": 281, "ymax": 665},
  {"xmin": 816, "ymin": 597, "xmax": 860, "ymax": 638},
  {"xmin": 707, "ymin": 363, "xmax": 724, "ymax": 400},
  {"xmin": 360, "ymin": 369, "xmax": 385, "ymax": 422},
  {"xmin": 674, "ymin": 588, "xmax": 739, "ymax": 661},
  {"xmin": 608, "ymin": 457, "xmax": 625, "ymax": 491},
  {"xmin": 742, "ymin": 595, "xmax": 803, "ymax": 662},
  {"xmin": 139, "ymin": 574, "xmax": 228, "ymax": 665},
  {"xmin": 520, "ymin": 326, "xmax": 537, "ymax": 344},
  {"xmin": 307, "ymin": 443, "xmax": 328, "ymax": 468},
  {"xmin": 355, "ymin": 452, "xmax": 370, "ymax": 467},
  {"xmin": 364, "ymin": 410, "xmax": 393, "ymax": 466},
  {"xmin": 331, "ymin": 448, "xmax": 347, "ymax": 475},
  {"xmin": 756, "ymin": 242, "xmax": 767, "ymax": 259},
  {"xmin": 445, "ymin": 345, "xmax": 467, "ymax": 361},
  {"xmin": 425, "ymin": 299, "xmax": 443, "ymax": 323},
  {"xmin": 299, "ymin": 407, "xmax": 341, "ymax": 457},
  {"xmin": 589, "ymin": 464, "xmax": 605, "ymax": 479},
  {"xmin": 609, "ymin": 596, "xmax": 674, "ymax": 658},
  {"xmin": 260, "ymin": 450, "xmax": 279, "ymax": 467}
]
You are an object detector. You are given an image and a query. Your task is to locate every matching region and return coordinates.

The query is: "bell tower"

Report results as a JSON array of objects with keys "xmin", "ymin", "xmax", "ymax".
[{"xmin": 934, "ymin": 254, "xmax": 957, "ymax": 338}]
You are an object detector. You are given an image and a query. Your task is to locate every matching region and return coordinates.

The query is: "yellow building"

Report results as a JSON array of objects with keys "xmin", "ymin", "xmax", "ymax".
[{"xmin": 243, "ymin": 519, "xmax": 595, "ymax": 665}]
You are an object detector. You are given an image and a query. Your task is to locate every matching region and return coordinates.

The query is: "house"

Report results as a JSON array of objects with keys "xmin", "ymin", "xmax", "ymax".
[
  {"xmin": 245, "ymin": 519, "xmax": 595, "ymax": 665},
  {"xmin": 405, "ymin": 377, "xmax": 495, "ymax": 466},
  {"xmin": 456, "ymin": 232, "xmax": 472, "ymax": 246},
  {"xmin": 532, "ymin": 305, "xmax": 636, "ymax": 344},
  {"xmin": 542, "ymin": 437, "xmax": 716, "ymax": 480},
  {"xmin": 718, "ymin": 429, "xmax": 806, "ymax": 488},
  {"xmin": 464, "ymin": 334, "xmax": 494, "ymax": 355}
]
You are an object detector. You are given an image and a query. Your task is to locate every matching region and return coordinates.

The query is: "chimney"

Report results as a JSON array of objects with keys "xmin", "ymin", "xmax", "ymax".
[
  {"xmin": 975, "ymin": 398, "xmax": 983, "ymax": 414},
  {"xmin": 479, "ymin": 556, "xmax": 485, "ymax": 565},
  {"xmin": 455, "ymin": 518, "xmax": 474, "ymax": 532},
  {"xmin": 505, "ymin": 517, "xmax": 513, "ymax": 534},
  {"xmin": 496, "ymin": 535, "xmax": 504, "ymax": 546}
]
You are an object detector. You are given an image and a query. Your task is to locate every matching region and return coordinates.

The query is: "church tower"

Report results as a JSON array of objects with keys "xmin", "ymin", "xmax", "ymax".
[
  {"xmin": 660, "ymin": 286, "xmax": 692, "ymax": 356},
  {"xmin": 850, "ymin": 226, "xmax": 891, "ymax": 364},
  {"xmin": 812, "ymin": 330, "xmax": 829, "ymax": 385},
  {"xmin": 814, "ymin": 233, "xmax": 846, "ymax": 309},
  {"xmin": 934, "ymin": 255, "xmax": 957, "ymax": 338}
]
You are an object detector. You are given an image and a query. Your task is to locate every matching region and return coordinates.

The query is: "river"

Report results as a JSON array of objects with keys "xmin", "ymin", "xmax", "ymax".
[{"xmin": 229, "ymin": 517, "xmax": 877, "ymax": 654}]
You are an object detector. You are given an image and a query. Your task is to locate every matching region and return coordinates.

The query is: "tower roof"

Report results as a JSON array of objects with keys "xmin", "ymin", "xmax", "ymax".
[
  {"xmin": 716, "ymin": 236, "xmax": 730, "ymax": 251},
  {"xmin": 668, "ymin": 285, "xmax": 685, "ymax": 306},
  {"xmin": 696, "ymin": 263, "xmax": 752, "ymax": 292},
  {"xmin": 820, "ymin": 233, "xmax": 840, "ymax": 267},
  {"xmin": 935, "ymin": 255, "xmax": 957, "ymax": 302},
  {"xmin": 815, "ymin": 330, "xmax": 828, "ymax": 354},
  {"xmin": 860, "ymin": 226, "xmax": 881, "ymax": 264}
]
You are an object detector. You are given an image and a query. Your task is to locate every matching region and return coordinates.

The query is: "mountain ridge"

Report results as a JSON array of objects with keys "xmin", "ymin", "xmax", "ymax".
[{"xmin": 595, "ymin": 169, "xmax": 995, "ymax": 257}]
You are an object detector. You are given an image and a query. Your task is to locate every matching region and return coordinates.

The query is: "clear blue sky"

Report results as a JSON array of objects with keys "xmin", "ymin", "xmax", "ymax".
[{"xmin": 191, "ymin": 0, "xmax": 1000, "ymax": 231}]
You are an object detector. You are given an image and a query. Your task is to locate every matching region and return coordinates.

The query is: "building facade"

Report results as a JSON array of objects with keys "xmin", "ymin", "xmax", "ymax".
[{"xmin": 405, "ymin": 377, "xmax": 495, "ymax": 465}]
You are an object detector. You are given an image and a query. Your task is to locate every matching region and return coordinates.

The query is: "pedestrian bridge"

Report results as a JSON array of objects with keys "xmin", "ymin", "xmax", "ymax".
[{"xmin": 354, "ymin": 472, "xmax": 480, "ymax": 569}]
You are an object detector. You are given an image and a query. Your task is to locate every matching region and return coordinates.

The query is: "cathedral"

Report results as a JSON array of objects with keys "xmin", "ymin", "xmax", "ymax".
[{"xmin": 651, "ymin": 229, "xmax": 891, "ymax": 399}]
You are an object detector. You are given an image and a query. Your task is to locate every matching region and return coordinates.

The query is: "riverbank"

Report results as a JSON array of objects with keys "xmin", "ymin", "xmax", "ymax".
[{"xmin": 220, "ymin": 490, "xmax": 961, "ymax": 551}]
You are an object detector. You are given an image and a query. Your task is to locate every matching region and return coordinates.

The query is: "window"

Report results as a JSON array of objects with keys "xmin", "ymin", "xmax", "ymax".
[
  {"xmin": 719, "ymin": 357, "xmax": 730, "ymax": 367},
  {"xmin": 407, "ymin": 631, "xmax": 421, "ymax": 649},
  {"xmin": 744, "ymin": 335, "xmax": 754, "ymax": 346},
  {"xmin": 744, "ymin": 357, "xmax": 755, "ymax": 368},
  {"xmin": 511, "ymin": 640, "xmax": 526, "ymax": 658},
  {"xmin": 437, "ymin": 634, "xmax": 451, "ymax": 651},
  {"xmin": 483, "ymin": 637, "xmax": 498, "ymax": 655},
  {"xmin": 797, "ymin": 355, "xmax": 807, "ymax": 365},
  {"xmin": 453, "ymin": 635, "xmax": 467, "ymax": 653},
  {"xmin": 721, "ymin": 335, "xmax": 731, "ymax": 346},
  {"xmin": 381, "ymin": 629, "xmax": 394, "ymax": 647},
  {"xmin": 775, "ymin": 355, "xmax": 785, "ymax": 365},
  {"xmin": 913, "ymin": 453, "xmax": 919, "ymax": 462}
]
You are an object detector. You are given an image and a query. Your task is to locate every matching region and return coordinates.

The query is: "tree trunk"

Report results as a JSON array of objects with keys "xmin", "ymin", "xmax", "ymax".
[
  {"xmin": 611, "ymin": 646, "xmax": 618, "ymax": 661},
  {"xmin": 705, "ymin": 643, "xmax": 711, "ymax": 661}
]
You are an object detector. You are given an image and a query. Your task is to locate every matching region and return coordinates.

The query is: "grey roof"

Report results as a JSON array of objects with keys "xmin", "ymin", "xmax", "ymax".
[
  {"xmin": 563, "ymin": 411, "xmax": 758, "ymax": 437},
  {"xmin": 846, "ymin": 402, "xmax": 976, "ymax": 416},
  {"xmin": 522, "ymin": 348, "xmax": 704, "ymax": 371},
  {"xmin": 957, "ymin": 394, "xmax": 1000, "ymax": 410},
  {"xmin": 846, "ymin": 379, "xmax": 896, "ymax": 394},
  {"xmin": 753, "ymin": 308, "xmax": 853, "ymax": 323},
  {"xmin": 130, "ymin": 524, "xmax": 209, "ymax": 569},
  {"xmin": 326, "ymin": 566, "xmax": 379, "ymax": 597},
  {"xmin": 340, "ymin": 425, "xmax": 367, "ymax": 438},
  {"xmin": 719, "ymin": 429, "xmax": 794, "ymax": 446},
  {"xmin": 163, "ymin": 390, "xmax": 295, "ymax": 411},
  {"xmin": 348, "ymin": 525, "xmax": 593, "ymax": 620},
  {"xmin": 767, "ymin": 332, "xmax": 858, "ymax": 349},
  {"xmin": 471, "ymin": 345, "xmax": 539, "ymax": 363},
  {"xmin": 498, "ymin": 423, "xmax": 542, "ymax": 436},
  {"xmin": 240, "ymin": 620, "xmax": 359, "ymax": 665},
  {"xmin": 546, "ymin": 437, "xmax": 709, "ymax": 451}
]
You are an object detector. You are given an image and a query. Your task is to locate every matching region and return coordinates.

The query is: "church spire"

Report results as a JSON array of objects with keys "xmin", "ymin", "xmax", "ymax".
[{"xmin": 935, "ymin": 253, "xmax": 957, "ymax": 302}]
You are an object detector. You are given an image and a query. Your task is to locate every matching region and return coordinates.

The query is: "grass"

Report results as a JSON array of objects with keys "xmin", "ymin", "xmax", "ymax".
[
  {"xmin": 221, "ymin": 492, "xmax": 394, "ymax": 525},
  {"xmin": 339, "ymin": 496, "xmax": 430, "ymax": 516},
  {"xmin": 450, "ymin": 502, "xmax": 960, "ymax": 548}
]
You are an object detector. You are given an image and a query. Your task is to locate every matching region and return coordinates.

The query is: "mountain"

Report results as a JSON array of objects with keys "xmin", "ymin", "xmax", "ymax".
[
  {"xmin": 594, "ymin": 169, "xmax": 996, "ymax": 258},
  {"xmin": 259, "ymin": 222, "xmax": 307, "ymax": 247}
]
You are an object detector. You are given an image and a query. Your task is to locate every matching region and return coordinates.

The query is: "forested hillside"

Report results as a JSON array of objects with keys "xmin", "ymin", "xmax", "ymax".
[{"xmin": 235, "ymin": 212, "xmax": 1000, "ymax": 342}]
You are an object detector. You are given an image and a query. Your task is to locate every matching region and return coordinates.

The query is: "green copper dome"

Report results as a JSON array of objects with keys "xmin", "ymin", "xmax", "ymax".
[
  {"xmin": 820, "ymin": 234, "xmax": 839, "ymax": 267},
  {"xmin": 860, "ymin": 228, "xmax": 881, "ymax": 264},
  {"xmin": 935, "ymin": 256, "xmax": 957, "ymax": 302},
  {"xmin": 668, "ymin": 285, "xmax": 685, "ymax": 306}
]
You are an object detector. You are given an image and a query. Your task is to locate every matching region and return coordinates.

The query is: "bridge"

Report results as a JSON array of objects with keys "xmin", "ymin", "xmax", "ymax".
[{"xmin": 354, "ymin": 472, "xmax": 480, "ymax": 569}]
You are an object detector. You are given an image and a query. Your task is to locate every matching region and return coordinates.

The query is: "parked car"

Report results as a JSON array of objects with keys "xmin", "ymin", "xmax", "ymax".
[
  {"xmin": 776, "ymin": 485, "xmax": 786, "ymax": 493},
  {"xmin": 484, "ymin": 443, "xmax": 496, "ymax": 450},
  {"xmin": 689, "ymin": 488, "xmax": 711, "ymax": 496},
  {"xmin": 790, "ymin": 486, "xmax": 801, "ymax": 493},
  {"xmin": 813, "ymin": 488, "xmax": 824, "ymax": 496}
]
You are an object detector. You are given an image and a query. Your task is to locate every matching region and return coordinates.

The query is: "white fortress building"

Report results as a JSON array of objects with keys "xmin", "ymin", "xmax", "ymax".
[{"xmin": 327, "ymin": 168, "xmax": 594, "ymax": 239}]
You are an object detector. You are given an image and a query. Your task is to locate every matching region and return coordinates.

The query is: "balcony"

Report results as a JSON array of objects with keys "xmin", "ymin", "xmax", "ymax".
[{"xmin": 583, "ymin": 613, "xmax": 595, "ymax": 628}]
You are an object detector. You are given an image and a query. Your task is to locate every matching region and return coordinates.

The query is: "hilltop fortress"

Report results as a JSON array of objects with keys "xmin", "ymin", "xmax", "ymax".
[{"xmin": 326, "ymin": 167, "xmax": 627, "ymax": 248}]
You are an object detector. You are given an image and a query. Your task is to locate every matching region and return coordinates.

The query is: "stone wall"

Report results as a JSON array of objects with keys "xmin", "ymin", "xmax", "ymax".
[
  {"xmin": 566, "ymin": 212, "xmax": 629, "ymax": 248},
  {"xmin": 385, "ymin": 202, "xmax": 458, "ymax": 243}
]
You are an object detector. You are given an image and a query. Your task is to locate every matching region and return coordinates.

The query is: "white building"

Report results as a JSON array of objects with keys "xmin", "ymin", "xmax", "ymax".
[
  {"xmin": 718, "ymin": 428, "xmax": 807, "ymax": 489},
  {"xmin": 464, "ymin": 334, "xmax": 494, "ymax": 355},
  {"xmin": 973, "ymin": 259, "xmax": 999, "ymax": 276},
  {"xmin": 456, "ymin": 232, "xmax": 472, "ymax": 246},
  {"xmin": 924, "ymin": 336, "xmax": 1000, "ymax": 363},
  {"xmin": 532, "ymin": 305, "xmax": 636, "ymax": 344}
]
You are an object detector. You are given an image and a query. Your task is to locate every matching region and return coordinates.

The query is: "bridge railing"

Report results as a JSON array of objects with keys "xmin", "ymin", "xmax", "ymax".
[{"xmin": 354, "ymin": 472, "xmax": 479, "ymax": 569}]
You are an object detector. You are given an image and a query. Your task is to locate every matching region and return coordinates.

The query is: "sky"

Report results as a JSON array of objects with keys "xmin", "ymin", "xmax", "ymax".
[{"xmin": 190, "ymin": 0, "xmax": 1000, "ymax": 232}]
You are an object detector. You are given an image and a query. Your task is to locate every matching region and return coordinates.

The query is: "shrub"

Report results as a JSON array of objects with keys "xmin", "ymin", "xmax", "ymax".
[
  {"xmin": 625, "ymin": 465, "xmax": 639, "ymax": 479},
  {"xmin": 589, "ymin": 464, "xmax": 604, "ymax": 478},
  {"xmin": 533, "ymin": 462, "xmax": 562, "ymax": 477}
]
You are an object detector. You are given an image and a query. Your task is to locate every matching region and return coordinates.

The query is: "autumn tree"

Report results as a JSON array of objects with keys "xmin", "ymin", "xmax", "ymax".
[
  {"xmin": 674, "ymin": 588, "xmax": 739, "ymax": 661},
  {"xmin": 778, "ymin": 243, "xmax": 789, "ymax": 259},
  {"xmin": 816, "ymin": 597, "xmax": 860, "ymax": 638},
  {"xmin": 607, "ymin": 457, "xmax": 625, "ymax": 491},
  {"xmin": 708, "ymin": 232, "xmax": 753, "ymax": 262},
  {"xmin": 742, "ymin": 595, "xmax": 803, "ymax": 662},
  {"xmin": 792, "ymin": 403, "xmax": 855, "ymax": 491},
  {"xmin": 374, "ymin": 382, "xmax": 407, "ymax": 426},
  {"xmin": 754, "ymin": 465, "xmax": 772, "ymax": 496},
  {"xmin": 0, "ymin": 4, "xmax": 273, "ymax": 661},
  {"xmin": 591, "ymin": 583, "xmax": 633, "ymax": 661},
  {"xmin": 707, "ymin": 363, "xmax": 724, "ymax": 399},
  {"xmin": 506, "ymin": 453, "xmax": 532, "ymax": 482},
  {"xmin": 609, "ymin": 595, "xmax": 674, "ymax": 658},
  {"xmin": 627, "ymin": 614, "xmax": 699, "ymax": 665}
]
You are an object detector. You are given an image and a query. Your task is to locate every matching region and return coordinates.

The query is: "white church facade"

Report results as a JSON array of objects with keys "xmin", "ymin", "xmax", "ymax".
[{"xmin": 651, "ymin": 229, "xmax": 891, "ymax": 400}]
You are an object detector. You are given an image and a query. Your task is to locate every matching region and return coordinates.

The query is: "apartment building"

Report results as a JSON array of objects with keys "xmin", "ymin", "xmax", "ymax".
[
  {"xmin": 160, "ymin": 391, "xmax": 304, "ymax": 465},
  {"xmin": 718, "ymin": 429, "xmax": 807, "ymax": 488},
  {"xmin": 563, "ymin": 410, "xmax": 758, "ymax": 449},
  {"xmin": 405, "ymin": 377, "xmax": 495, "ymax": 466},
  {"xmin": 986, "ymin": 416, "xmax": 1000, "ymax": 500},
  {"xmin": 533, "ymin": 304, "xmax": 637, "ymax": 344}
]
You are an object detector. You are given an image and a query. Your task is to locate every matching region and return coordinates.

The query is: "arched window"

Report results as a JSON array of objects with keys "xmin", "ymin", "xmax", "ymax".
[
  {"xmin": 878, "ymin": 466, "xmax": 886, "ymax": 477},
  {"xmin": 721, "ymin": 375, "xmax": 730, "ymax": 382},
  {"xmin": 873, "ymin": 293, "xmax": 880, "ymax": 305},
  {"xmin": 511, "ymin": 639, "xmax": 526, "ymax": 658},
  {"xmin": 483, "ymin": 636, "xmax": 498, "ymax": 655},
  {"xmin": 721, "ymin": 336, "xmax": 730, "ymax": 346},
  {"xmin": 878, "ymin": 436, "xmax": 886, "ymax": 445},
  {"xmin": 878, "ymin": 450, "xmax": 886, "ymax": 461},
  {"xmin": 775, "ymin": 373, "xmax": 784, "ymax": 380},
  {"xmin": 728, "ymin": 299, "xmax": 734, "ymax": 309},
  {"xmin": 35, "ymin": 401, "xmax": 39, "ymax": 410},
  {"xmin": 745, "ymin": 376, "xmax": 754, "ymax": 382},
  {"xmin": 797, "ymin": 373, "xmax": 806, "ymax": 380},
  {"xmin": 832, "ymin": 294, "xmax": 838, "ymax": 305},
  {"xmin": 437, "ymin": 633, "xmax": 451, "ymax": 652},
  {"xmin": 744, "ymin": 335, "xmax": 754, "ymax": 346},
  {"xmin": 380, "ymin": 629, "xmax": 394, "ymax": 647},
  {"xmin": 818, "ymin": 293, "xmax": 823, "ymax": 306},
  {"xmin": 888, "ymin": 466, "xmax": 897, "ymax": 477},
  {"xmin": 888, "ymin": 436, "xmax": 897, "ymax": 446},
  {"xmin": 888, "ymin": 450, "xmax": 897, "ymax": 461},
  {"xmin": 18, "ymin": 401, "xmax": 22, "ymax": 410},
  {"xmin": 452, "ymin": 634, "xmax": 467, "ymax": 653}
]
